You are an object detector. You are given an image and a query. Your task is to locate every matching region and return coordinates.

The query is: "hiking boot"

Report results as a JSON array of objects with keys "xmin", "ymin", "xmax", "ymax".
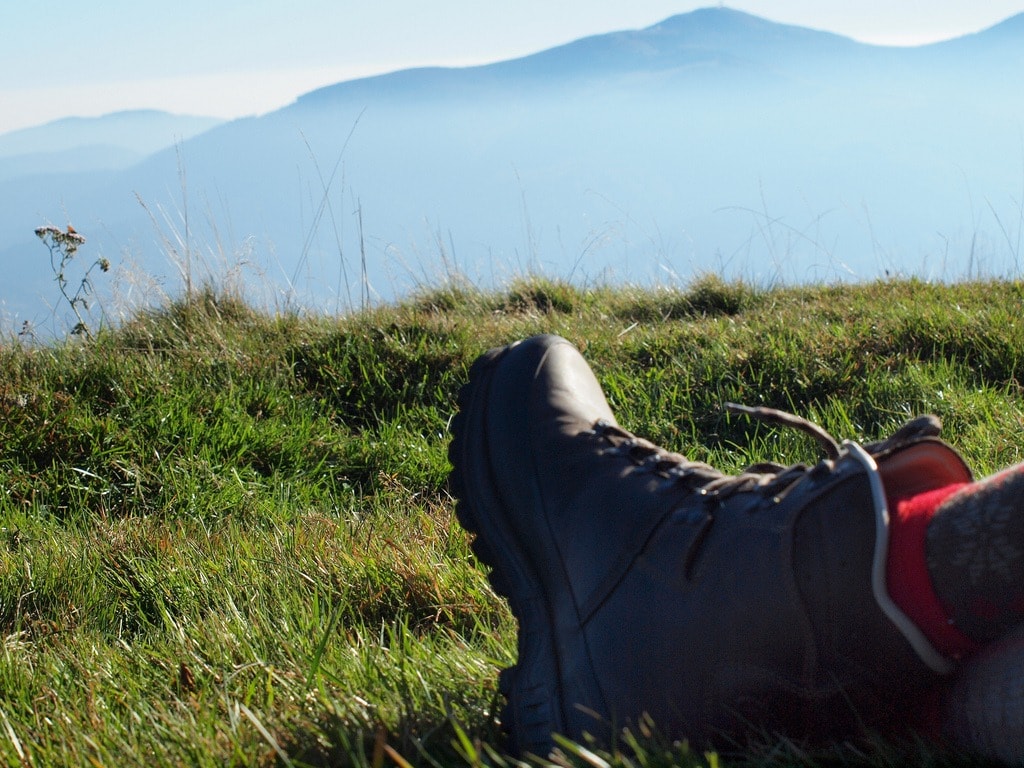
[{"xmin": 448, "ymin": 334, "xmax": 972, "ymax": 756}]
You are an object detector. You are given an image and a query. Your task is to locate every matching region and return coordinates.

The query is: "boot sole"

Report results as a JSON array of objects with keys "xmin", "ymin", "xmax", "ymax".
[{"xmin": 448, "ymin": 341, "xmax": 574, "ymax": 757}]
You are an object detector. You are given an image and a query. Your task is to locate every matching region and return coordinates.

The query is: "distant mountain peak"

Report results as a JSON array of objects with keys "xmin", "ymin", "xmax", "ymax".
[
  {"xmin": 486, "ymin": 5, "xmax": 867, "ymax": 83},
  {"xmin": 298, "ymin": 7, "xmax": 885, "ymax": 107},
  {"xmin": 646, "ymin": 6, "xmax": 770, "ymax": 31},
  {"xmin": 643, "ymin": 6, "xmax": 860, "ymax": 48}
]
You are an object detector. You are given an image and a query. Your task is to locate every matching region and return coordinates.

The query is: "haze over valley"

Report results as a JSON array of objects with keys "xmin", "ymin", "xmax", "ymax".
[{"xmin": 3, "ymin": 7, "xmax": 1023, "ymax": 330}]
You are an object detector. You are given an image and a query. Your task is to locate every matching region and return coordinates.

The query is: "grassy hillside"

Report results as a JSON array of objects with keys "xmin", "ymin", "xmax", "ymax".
[{"xmin": 1, "ymin": 276, "xmax": 1022, "ymax": 766}]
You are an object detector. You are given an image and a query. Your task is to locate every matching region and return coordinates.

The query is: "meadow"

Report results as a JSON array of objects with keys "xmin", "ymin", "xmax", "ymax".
[{"xmin": 1, "ymin": 274, "xmax": 1022, "ymax": 766}]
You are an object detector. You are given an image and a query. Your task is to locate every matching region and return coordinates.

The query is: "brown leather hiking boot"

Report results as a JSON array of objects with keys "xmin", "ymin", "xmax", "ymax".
[{"xmin": 448, "ymin": 335, "xmax": 972, "ymax": 756}]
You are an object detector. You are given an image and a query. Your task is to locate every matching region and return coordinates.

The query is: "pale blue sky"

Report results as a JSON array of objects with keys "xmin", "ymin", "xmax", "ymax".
[{"xmin": 3, "ymin": 1, "xmax": 1022, "ymax": 135}]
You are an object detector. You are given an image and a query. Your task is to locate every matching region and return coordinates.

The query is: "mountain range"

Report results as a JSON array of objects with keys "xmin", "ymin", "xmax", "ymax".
[
  {"xmin": 0, "ymin": 111, "xmax": 223, "ymax": 181},
  {"xmin": 3, "ymin": 7, "xmax": 1024, "ymax": 331}
]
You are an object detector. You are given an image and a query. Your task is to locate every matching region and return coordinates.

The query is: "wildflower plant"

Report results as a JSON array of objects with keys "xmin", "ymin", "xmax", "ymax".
[{"xmin": 34, "ymin": 224, "xmax": 110, "ymax": 338}]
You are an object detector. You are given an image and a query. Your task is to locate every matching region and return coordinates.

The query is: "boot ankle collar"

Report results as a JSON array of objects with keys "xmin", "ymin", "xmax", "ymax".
[
  {"xmin": 724, "ymin": 405, "xmax": 955, "ymax": 673},
  {"xmin": 845, "ymin": 439, "xmax": 955, "ymax": 675}
]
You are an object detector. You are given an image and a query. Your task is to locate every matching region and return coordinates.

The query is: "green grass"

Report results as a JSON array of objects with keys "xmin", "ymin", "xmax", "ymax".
[{"xmin": 1, "ymin": 276, "xmax": 1022, "ymax": 766}]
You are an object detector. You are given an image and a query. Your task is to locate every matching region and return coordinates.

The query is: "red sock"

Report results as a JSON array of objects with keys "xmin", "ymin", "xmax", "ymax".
[{"xmin": 886, "ymin": 484, "xmax": 979, "ymax": 660}]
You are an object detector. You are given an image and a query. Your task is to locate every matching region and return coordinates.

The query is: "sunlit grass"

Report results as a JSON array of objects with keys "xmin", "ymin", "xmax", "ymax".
[{"xmin": 0, "ymin": 276, "xmax": 1021, "ymax": 765}]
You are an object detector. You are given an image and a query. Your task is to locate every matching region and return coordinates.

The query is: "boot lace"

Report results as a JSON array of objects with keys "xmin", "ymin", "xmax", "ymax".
[{"xmin": 591, "ymin": 403, "xmax": 940, "ymax": 503}]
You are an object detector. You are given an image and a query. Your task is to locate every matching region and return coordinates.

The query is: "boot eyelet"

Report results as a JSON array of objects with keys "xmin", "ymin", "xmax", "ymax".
[{"xmin": 701, "ymin": 493, "xmax": 721, "ymax": 511}]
